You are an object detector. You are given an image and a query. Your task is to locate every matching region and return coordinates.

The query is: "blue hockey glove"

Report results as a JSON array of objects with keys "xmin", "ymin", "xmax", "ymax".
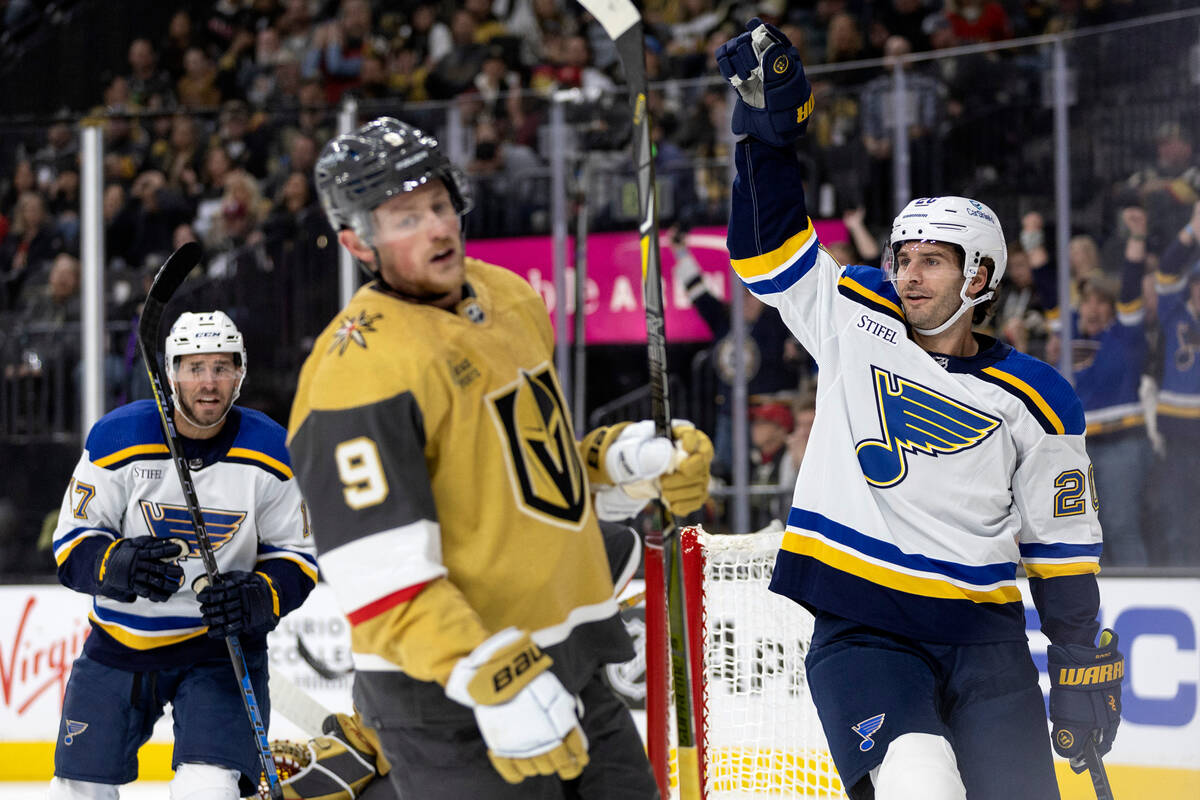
[
  {"xmin": 1047, "ymin": 628, "xmax": 1124, "ymax": 772},
  {"xmin": 96, "ymin": 536, "xmax": 186, "ymax": 603},
  {"xmin": 715, "ymin": 17, "xmax": 814, "ymax": 147},
  {"xmin": 198, "ymin": 570, "xmax": 280, "ymax": 638}
]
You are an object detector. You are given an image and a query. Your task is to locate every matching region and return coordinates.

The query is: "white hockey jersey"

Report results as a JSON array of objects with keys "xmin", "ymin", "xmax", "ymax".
[
  {"xmin": 52, "ymin": 400, "xmax": 318, "ymax": 669},
  {"xmin": 728, "ymin": 139, "xmax": 1102, "ymax": 645}
]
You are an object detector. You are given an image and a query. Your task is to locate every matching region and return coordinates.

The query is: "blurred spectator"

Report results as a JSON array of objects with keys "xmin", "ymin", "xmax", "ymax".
[
  {"xmin": 304, "ymin": 0, "xmax": 379, "ymax": 104},
  {"xmin": 1116, "ymin": 122, "xmax": 1200, "ymax": 255},
  {"xmin": 943, "ymin": 0, "xmax": 1013, "ymax": 43},
  {"xmin": 21, "ymin": 251, "xmax": 81, "ymax": 325},
  {"xmin": 1148, "ymin": 200, "xmax": 1200, "ymax": 564},
  {"xmin": 32, "ymin": 117, "xmax": 80, "ymax": 194},
  {"xmin": 748, "ymin": 399, "xmax": 795, "ymax": 530},
  {"xmin": 992, "ymin": 227, "xmax": 1046, "ymax": 357},
  {"xmin": 177, "ymin": 46, "xmax": 223, "ymax": 108},
  {"xmin": 1042, "ymin": 207, "xmax": 1154, "ymax": 566},
  {"xmin": 126, "ymin": 38, "xmax": 174, "ymax": 108},
  {"xmin": 1, "ymin": 159, "xmax": 37, "ymax": 219},
  {"xmin": 824, "ymin": 11, "xmax": 872, "ymax": 64},
  {"xmin": 464, "ymin": 0, "xmax": 510, "ymax": 43},
  {"xmin": 473, "ymin": 44, "xmax": 524, "ymax": 126},
  {"xmin": 151, "ymin": 114, "xmax": 206, "ymax": 200},
  {"xmin": 161, "ymin": 10, "xmax": 198, "ymax": 83},
  {"xmin": 46, "ymin": 169, "xmax": 81, "ymax": 252},
  {"xmin": 211, "ymin": 99, "xmax": 271, "ymax": 178},
  {"xmin": 101, "ymin": 108, "xmax": 150, "ymax": 185},
  {"xmin": 465, "ymin": 117, "xmax": 546, "ymax": 236},
  {"xmin": 860, "ymin": 35, "xmax": 944, "ymax": 229},
  {"xmin": 193, "ymin": 145, "xmax": 237, "ymax": 241},
  {"xmin": 823, "ymin": 207, "xmax": 881, "ymax": 269},
  {"xmin": 264, "ymin": 130, "xmax": 319, "ymax": 201},
  {"xmin": 276, "ymin": 0, "xmax": 316, "ymax": 60},
  {"xmin": 871, "ymin": 0, "xmax": 933, "ymax": 52},
  {"xmin": 1, "ymin": 192, "xmax": 63, "ymax": 311},
  {"xmin": 387, "ymin": 42, "xmax": 431, "ymax": 103},
  {"xmin": 206, "ymin": 169, "xmax": 268, "ymax": 257},
  {"xmin": 123, "ymin": 169, "xmax": 193, "ymax": 271},
  {"xmin": 505, "ymin": 0, "xmax": 577, "ymax": 69},
  {"xmin": 240, "ymin": 26, "xmax": 292, "ymax": 106},
  {"xmin": 673, "ymin": 235, "xmax": 807, "ymax": 479},
  {"xmin": 214, "ymin": 22, "xmax": 258, "ymax": 101},
  {"xmin": 784, "ymin": 387, "xmax": 818, "ymax": 484},
  {"xmin": 427, "ymin": 9, "xmax": 494, "ymax": 101},
  {"xmin": 261, "ymin": 170, "xmax": 339, "ymax": 348},
  {"xmin": 402, "ymin": 2, "xmax": 453, "ymax": 67}
]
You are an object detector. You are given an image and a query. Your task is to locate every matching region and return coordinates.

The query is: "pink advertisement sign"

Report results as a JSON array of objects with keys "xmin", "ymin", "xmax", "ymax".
[{"xmin": 464, "ymin": 222, "xmax": 847, "ymax": 344}]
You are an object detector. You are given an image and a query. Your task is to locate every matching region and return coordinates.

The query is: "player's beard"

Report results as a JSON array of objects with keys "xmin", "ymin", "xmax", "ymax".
[
  {"xmin": 177, "ymin": 386, "xmax": 234, "ymax": 429},
  {"xmin": 902, "ymin": 287, "xmax": 963, "ymax": 333}
]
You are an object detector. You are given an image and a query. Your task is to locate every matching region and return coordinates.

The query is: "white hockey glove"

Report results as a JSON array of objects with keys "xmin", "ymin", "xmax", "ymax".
[
  {"xmin": 582, "ymin": 420, "xmax": 714, "ymax": 519},
  {"xmin": 445, "ymin": 628, "xmax": 588, "ymax": 784}
]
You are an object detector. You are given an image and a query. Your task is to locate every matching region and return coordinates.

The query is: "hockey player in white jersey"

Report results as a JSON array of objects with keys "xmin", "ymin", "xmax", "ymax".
[
  {"xmin": 717, "ymin": 19, "xmax": 1123, "ymax": 800},
  {"xmin": 49, "ymin": 310, "xmax": 318, "ymax": 799}
]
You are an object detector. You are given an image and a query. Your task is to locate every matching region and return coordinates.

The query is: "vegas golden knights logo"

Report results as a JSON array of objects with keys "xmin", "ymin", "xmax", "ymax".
[{"xmin": 488, "ymin": 365, "xmax": 586, "ymax": 528}]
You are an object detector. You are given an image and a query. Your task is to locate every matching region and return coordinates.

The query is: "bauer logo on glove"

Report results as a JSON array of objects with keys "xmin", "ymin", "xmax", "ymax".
[{"xmin": 715, "ymin": 17, "xmax": 814, "ymax": 147}]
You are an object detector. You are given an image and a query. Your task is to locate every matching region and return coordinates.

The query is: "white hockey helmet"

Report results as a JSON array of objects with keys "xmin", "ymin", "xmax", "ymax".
[
  {"xmin": 165, "ymin": 311, "xmax": 247, "ymax": 425},
  {"xmin": 883, "ymin": 196, "xmax": 1009, "ymax": 336}
]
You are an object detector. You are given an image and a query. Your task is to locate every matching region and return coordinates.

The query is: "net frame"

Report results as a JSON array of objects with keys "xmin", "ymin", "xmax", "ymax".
[{"xmin": 668, "ymin": 524, "xmax": 846, "ymax": 799}]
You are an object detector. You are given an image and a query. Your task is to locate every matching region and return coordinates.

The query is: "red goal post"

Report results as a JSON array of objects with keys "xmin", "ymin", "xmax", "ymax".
[{"xmin": 648, "ymin": 523, "xmax": 847, "ymax": 799}]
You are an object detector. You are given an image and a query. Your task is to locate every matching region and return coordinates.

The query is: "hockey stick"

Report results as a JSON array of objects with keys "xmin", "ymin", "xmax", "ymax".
[
  {"xmin": 575, "ymin": 2, "xmax": 703, "ymax": 797},
  {"xmin": 138, "ymin": 241, "xmax": 284, "ymax": 800},
  {"xmin": 297, "ymin": 634, "xmax": 353, "ymax": 680},
  {"xmin": 1083, "ymin": 737, "xmax": 1116, "ymax": 800},
  {"xmin": 268, "ymin": 664, "xmax": 336, "ymax": 738}
]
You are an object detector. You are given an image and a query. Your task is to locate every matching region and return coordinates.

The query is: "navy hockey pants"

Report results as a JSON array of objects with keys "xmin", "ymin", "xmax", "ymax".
[
  {"xmin": 805, "ymin": 612, "xmax": 1060, "ymax": 800},
  {"xmin": 53, "ymin": 650, "xmax": 269, "ymax": 791}
]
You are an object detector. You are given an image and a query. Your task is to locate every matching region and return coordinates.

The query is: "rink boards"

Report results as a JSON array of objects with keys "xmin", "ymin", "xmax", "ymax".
[{"xmin": 1, "ymin": 578, "xmax": 1197, "ymax": 798}]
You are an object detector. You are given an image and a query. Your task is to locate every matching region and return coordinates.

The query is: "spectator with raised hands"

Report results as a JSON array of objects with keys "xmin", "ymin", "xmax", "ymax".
[
  {"xmin": 1039, "ymin": 206, "xmax": 1154, "ymax": 566},
  {"xmin": 1148, "ymin": 200, "xmax": 1200, "ymax": 564}
]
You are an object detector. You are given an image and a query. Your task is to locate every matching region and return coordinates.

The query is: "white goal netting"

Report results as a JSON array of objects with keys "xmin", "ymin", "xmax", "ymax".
[{"xmin": 671, "ymin": 524, "xmax": 846, "ymax": 800}]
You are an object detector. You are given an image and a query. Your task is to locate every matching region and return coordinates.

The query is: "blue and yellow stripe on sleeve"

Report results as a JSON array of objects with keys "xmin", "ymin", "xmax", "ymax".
[{"xmin": 1019, "ymin": 541, "xmax": 1101, "ymax": 578}]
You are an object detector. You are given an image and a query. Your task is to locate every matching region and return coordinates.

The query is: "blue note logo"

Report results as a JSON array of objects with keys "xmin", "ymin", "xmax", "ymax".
[
  {"xmin": 852, "ymin": 713, "xmax": 885, "ymax": 752},
  {"xmin": 138, "ymin": 500, "xmax": 246, "ymax": 557},
  {"xmin": 63, "ymin": 720, "xmax": 88, "ymax": 745},
  {"xmin": 856, "ymin": 366, "xmax": 1001, "ymax": 487}
]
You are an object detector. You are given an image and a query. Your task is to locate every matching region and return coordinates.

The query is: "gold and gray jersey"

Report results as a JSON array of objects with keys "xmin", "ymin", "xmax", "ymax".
[{"xmin": 288, "ymin": 258, "xmax": 630, "ymax": 707}]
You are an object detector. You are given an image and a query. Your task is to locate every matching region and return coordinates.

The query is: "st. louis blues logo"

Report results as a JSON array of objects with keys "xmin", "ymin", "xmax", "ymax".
[
  {"xmin": 852, "ymin": 713, "xmax": 885, "ymax": 752},
  {"xmin": 856, "ymin": 366, "xmax": 1000, "ymax": 487},
  {"xmin": 139, "ymin": 500, "xmax": 246, "ymax": 556},
  {"xmin": 63, "ymin": 720, "xmax": 88, "ymax": 745}
]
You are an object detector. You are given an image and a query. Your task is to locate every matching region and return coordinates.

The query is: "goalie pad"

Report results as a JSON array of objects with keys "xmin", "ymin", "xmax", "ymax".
[{"xmin": 258, "ymin": 713, "xmax": 389, "ymax": 800}]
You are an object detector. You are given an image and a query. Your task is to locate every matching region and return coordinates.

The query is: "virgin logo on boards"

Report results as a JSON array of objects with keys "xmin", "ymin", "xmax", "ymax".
[{"xmin": 0, "ymin": 595, "xmax": 89, "ymax": 716}]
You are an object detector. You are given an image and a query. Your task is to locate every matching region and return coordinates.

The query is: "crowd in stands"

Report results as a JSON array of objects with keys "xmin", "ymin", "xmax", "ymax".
[{"xmin": 0, "ymin": 0, "xmax": 1198, "ymax": 567}]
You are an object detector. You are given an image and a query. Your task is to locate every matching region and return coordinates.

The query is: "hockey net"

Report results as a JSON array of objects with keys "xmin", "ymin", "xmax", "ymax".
[{"xmin": 661, "ymin": 524, "xmax": 846, "ymax": 799}]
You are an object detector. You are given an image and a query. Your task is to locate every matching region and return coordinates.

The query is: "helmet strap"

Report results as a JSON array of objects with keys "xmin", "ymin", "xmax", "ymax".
[{"xmin": 910, "ymin": 277, "xmax": 994, "ymax": 336}]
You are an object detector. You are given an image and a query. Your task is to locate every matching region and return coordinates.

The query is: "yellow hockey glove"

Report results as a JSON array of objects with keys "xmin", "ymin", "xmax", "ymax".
[
  {"xmin": 445, "ymin": 628, "xmax": 589, "ymax": 784},
  {"xmin": 659, "ymin": 423, "xmax": 714, "ymax": 517},
  {"xmin": 582, "ymin": 420, "xmax": 713, "ymax": 519}
]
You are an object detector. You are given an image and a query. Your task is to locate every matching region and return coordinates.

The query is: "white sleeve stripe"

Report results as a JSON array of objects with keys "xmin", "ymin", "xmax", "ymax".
[{"xmin": 320, "ymin": 521, "xmax": 447, "ymax": 612}]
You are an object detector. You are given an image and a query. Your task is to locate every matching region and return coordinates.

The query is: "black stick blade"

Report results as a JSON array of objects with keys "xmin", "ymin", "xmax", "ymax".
[{"xmin": 139, "ymin": 241, "xmax": 203, "ymax": 345}]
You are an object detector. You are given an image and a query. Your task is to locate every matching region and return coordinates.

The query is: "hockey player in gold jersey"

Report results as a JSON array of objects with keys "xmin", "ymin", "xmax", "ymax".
[{"xmin": 287, "ymin": 117, "xmax": 712, "ymax": 799}]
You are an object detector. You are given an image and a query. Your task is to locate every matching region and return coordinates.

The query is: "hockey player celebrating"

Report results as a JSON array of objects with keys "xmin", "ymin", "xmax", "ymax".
[
  {"xmin": 49, "ymin": 310, "xmax": 319, "ymax": 799},
  {"xmin": 287, "ymin": 116, "xmax": 711, "ymax": 799},
  {"xmin": 716, "ymin": 19, "xmax": 1123, "ymax": 800}
]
